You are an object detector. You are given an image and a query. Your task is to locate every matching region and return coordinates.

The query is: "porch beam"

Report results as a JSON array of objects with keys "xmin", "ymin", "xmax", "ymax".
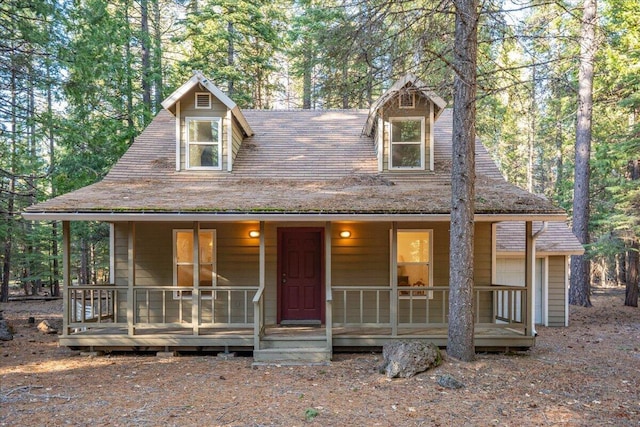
[
  {"xmin": 192, "ymin": 221, "xmax": 200, "ymax": 336},
  {"xmin": 62, "ymin": 221, "xmax": 71, "ymax": 336},
  {"xmin": 525, "ymin": 221, "xmax": 534, "ymax": 336},
  {"xmin": 127, "ymin": 222, "xmax": 135, "ymax": 336},
  {"xmin": 391, "ymin": 222, "xmax": 398, "ymax": 336}
]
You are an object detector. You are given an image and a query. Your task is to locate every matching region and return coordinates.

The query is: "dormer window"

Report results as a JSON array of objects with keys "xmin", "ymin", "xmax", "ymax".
[
  {"xmin": 195, "ymin": 92, "xmax": 212, "ymax": 109},
  {"xmin": 390, "ymin": 117, "xmax": 424, "ymax": 169},
  {"xmin": 186, "ymin": 117, "xmax": 222, "ymax": 169},
  {"xmin": 399, "ymin": 92, "xmax": 415, "ymax": 109}
]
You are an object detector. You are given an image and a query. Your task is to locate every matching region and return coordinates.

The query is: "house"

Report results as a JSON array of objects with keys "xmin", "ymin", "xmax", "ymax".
[
  {"xmin": 494, "ymin": 221, "xmax": 584, "ymax": 328},
  {"xmin": 24, "ymin": 72, "xmax": 580, "ymax": 362}
]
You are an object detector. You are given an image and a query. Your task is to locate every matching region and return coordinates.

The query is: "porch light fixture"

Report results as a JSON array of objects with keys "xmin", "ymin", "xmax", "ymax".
[
  {"xmin": 339, "ymin": 230, "xmax": 351, "ymax": 239},
  {"xmin": 249, "ymin": 230, "xmax": 260, "ymax": 238}
]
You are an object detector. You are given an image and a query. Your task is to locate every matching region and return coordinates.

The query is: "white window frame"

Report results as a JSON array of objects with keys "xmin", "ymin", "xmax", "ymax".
[
  {"xmin": 396, "ymin": 229, "xmax": 433, "ymax": 299},
  {"xmin": 194, "ymin": 92, "xmax": 212, "ymax": 109},
  {"xmin": 398, "ymin": 92, "xmax": 416, "ymax": 109},
  {"xmin": 173, "ymin": 229, "xmax": 217, "ymax": 300},
  {"xmin": 389, "ymin": 117, "xmax": 425, "ymax": 170},
  {"xmin": 185, "ymin": 117, "xmax": 222, "ymax": 170}
]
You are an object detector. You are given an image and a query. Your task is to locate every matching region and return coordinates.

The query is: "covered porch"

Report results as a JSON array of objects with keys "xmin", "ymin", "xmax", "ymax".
[{"xmin": 57, "ymin": 218, "xmax": 541, "ymax": 361}]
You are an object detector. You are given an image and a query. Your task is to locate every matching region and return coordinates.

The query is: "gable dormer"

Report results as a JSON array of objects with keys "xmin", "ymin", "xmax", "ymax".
[
  {"xmin": 161, "ymin": 71, "xmax": 253, "ymax": 172},
  {"xmin": 365, "ymin": 73, "xmax": 446, "ymax": 172}
]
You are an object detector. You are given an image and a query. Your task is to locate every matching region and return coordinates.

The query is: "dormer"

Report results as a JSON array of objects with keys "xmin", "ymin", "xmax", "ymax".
[
  {"xmin": 364, "ymin": 73, "xmax": 446, "ymax": 172},
  {"xmin": 161, "ymin": 71, "xmax": 253, "ymax": 172}
]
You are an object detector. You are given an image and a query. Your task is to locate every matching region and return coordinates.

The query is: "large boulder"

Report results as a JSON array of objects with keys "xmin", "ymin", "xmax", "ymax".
[
  {"xmin": 0, "ymin": 318, "xmax": 12, "ymax": 341},
  {"xmin": 379, "ymin": 340, "xmax": 442, "ymax": 378}
]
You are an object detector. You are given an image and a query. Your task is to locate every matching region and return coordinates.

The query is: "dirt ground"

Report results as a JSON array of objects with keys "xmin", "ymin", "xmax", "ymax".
[{"xmin": 1, "ymin": 287, "xmax": 639, "ymax": 427}]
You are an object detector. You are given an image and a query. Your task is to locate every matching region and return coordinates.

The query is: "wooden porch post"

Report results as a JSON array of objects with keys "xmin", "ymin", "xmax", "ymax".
[
  {"xmin": 127, "ymin": 222, "xmax": 135, "ymax": 336},
  {"xmin": 192, "ymin": 222, "xmax": 200, "ymax": 335},
  {"xmin": 325, "ymin": 221, "xmax": 333, "ymax": 352},
  {"xmin": 391, "ymin": 222, "xmax": 398, "ymax": 336},
  {"xmin": 62, "ymin": 221, "xmax": 71, "ymax": 336},
  {"xmin": 254, "ymin": 220, "xmax": 265, "ymax": 351},
  {"xmin": 525, "ymin": 221, "xmax": 534, "ymax": 336}
]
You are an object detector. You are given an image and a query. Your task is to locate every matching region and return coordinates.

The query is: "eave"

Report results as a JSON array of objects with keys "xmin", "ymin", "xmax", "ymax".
[{"xmin": 22, "ymin": 211, "xmax": 567, "ymax": 223}]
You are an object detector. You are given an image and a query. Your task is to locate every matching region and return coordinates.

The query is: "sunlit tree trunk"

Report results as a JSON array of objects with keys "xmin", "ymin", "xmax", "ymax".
[
  {"xmin": 569, "ymin": 0, "xmax": 597, "ymax": 307},
  {"xmin": 448, "ymin": 0, "xmax": 478, "ymax": 362}
]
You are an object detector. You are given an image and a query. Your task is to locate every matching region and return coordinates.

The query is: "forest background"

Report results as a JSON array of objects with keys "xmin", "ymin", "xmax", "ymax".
[{"xmin": 0, "ymin": 0, "xmax": 638, "ymax": 305}]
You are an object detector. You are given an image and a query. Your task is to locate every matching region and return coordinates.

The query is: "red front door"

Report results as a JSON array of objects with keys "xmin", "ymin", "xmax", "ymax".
[{"xmin": 278, "ymin": 229, "xmax": 323, "ymax": 322}]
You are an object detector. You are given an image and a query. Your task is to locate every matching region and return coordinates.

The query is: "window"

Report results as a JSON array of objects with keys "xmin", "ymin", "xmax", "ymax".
[
  {"xmin": 397, "ymin": 230, "xmax": 432, "ymax": 298},
  {"xmin": 399, "ymin": 92, "xmax": 415, "ymax": 109},
  {"xmin": 195, "ymin": 92, "xmax": 212, "ymax": 109},
  {"xmin": 390, "ymin": 117, "xmax": 424, "ymax": 169},
  {"xmin": 186, "ymin": 117, "xmax": 221, "ymax": 169},
  {"xmin": 174, "ymin": 230, "xmax": 216, "ymax": 298}
]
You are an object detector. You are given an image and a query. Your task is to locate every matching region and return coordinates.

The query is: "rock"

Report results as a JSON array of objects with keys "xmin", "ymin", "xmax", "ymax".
[
  {"xmin": 378, "ymin": 340, "xmax": 442, "ymax": 378},
  {"xmin": 37, "ymin": 319, "xmax": 58, "ymax": 334},
  {"xmin": 436, "ymin": 373, "xmax": 465, "ymax": 389},
  {"xmin": 0, "ymin": 319, "xmax": 12, "ymax": 341}
]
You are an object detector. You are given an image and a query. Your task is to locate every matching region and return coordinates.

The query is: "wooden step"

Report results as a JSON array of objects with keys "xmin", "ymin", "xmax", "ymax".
[
  {"xmin": 253, "ymin": 347, "xmax": 331, "ymax": 365},
  {"xmin": 260, "ymin": 336, "xmax": 326, "ymax": 349}
]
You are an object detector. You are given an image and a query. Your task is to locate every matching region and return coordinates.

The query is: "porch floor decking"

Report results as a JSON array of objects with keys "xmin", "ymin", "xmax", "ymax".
[{"xmin": 60, "ymin": 324, "xmax": 534, "ymax": 351}]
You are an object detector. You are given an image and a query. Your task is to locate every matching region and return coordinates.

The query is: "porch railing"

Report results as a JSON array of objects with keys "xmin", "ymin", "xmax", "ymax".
[
  {"xmin": 68, "ymin": 285, "xmax": 127, "ymax": 333},
  {"xmin": 65, "ymin": 284, "xmax": 258, "ymax": 334},
  {"xmin": 331, "ymin": 285, "xmax": 527, "ymax": 334},
  {"xmin": 252, "ymin": 287, "xmax": 265, "ymax": 351}
]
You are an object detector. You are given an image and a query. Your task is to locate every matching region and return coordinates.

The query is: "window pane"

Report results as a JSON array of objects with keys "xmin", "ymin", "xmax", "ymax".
[
  {"xmin": 199, "ymin": 231, "xmax": 214, "ymax": 264},
  {"xmin": 176, "ymin": 231, "xmax": 193, "ymax": 263},
  {"xmin": 188, "ymin": 120, "xmax": 218, "ymax": 142},
  {"xmin": 398, "ymin": 231, "xmax": 430, "ymax": 262},
  {"xmin": 177, "ymin": 265, "xmax": 194, "ymax": 287},
  {"xmin": 399, "ymin": 264, "xmax": 430, "ymax": 287},
  {"xmin": 391, "ymin": 120, "xmax": 421, "ymax": 142},
  {"xmin": 392, "ymin": 144, "xmax": 421, "ymax": 168},
  {"xmin": 189, "ymin": 144, "xmax": 219, "ymax": 167},
  {"xmin": 199, "ymin": 264, "xmax": 213, "ymax": 286}
]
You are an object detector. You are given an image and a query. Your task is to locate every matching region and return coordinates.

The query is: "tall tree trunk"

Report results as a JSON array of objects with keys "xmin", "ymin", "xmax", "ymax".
[
  {"xmin": 227, "ymin": 21, "xmax": 234, "ymax": 97},
  {"xmin": 625, "ymin": 241, "xmax": 638, "ymax": 307},
  {"xmin": 1, "ymin": 62, "xmax": 18, "ymax": 302},
  {"xmin": 625, "ymin": 159, "xmax": 639, "ymax": 306},
  {"xmin": 47, "ymin": 64, "xmax": 60, "ymax": 297},
  {"xmin": 124, "ymin": 0, "xmax": 135, "ymax": 144},
  {"xmin": 302, "ymin": 44, "xmax": 312, "ymax": 109},
  {"xmin": 569, "ymin": 0, "xmax": 597, "ymax": 307},
  {"xmin": 152, "ymin": 0, "xmax": 163, "ymax": 111},
  {"xmin": 616, "ymin": 252, "xmax": 626, "ymax": 287},
  {"xmin": 448, "ymin": 0, "xmax": 478, "ymax": 362},
  {"xmin": 141, "ymin": 0, "xmax": 152, "ymax": 116}
]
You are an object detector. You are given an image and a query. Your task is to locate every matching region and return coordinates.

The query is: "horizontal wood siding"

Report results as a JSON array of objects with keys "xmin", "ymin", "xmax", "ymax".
[
  {"xmin": 547, "ymin": 256, "xmax": 567, "ymax": 326},
  {"xmin": 114, "ymin": 223, "xmax": 129, "ymax": 323},
  {"xmin": 231, "ymin": 117, "xmax": 244, "ymax": 165},
  {"xmin": 381, "ymin": 96, "xmax": 432, "ymax": 172},
  {"xmin": 474, "ymin": 223, "xmax": 493, "ymax": 322},
  {"xmin": 111, "ymin": 222, "xmax": 261, "ymax": 323}
]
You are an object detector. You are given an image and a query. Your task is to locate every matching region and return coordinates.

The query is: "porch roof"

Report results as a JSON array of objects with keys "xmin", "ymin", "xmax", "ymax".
[
  {"xmin": 496, "ymin": 221, "xmax": 585, "ymax": 255},
  {"xmin": 24, "ymin": 108, "xmax": 565, "ymax": 220}
]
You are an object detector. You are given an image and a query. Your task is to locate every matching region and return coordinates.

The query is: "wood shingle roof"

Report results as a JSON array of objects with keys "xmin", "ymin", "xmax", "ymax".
[
  {"xmin": 496, "ymin": 221, "xmax": 584, "ymax": 255},
  {"xmin": 25, "ymin": 108, "xmax": 565, "ymax": 220}
]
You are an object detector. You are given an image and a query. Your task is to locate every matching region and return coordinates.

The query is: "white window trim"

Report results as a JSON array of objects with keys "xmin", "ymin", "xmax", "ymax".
[
  {"xmin": 173, "ymin": 229, "xmax": 217, "ymax": 300},
  {"xmin": 194, "ymin": 92, "xmax": 212, "ymax": 109},
  {"xmin": 396, "ymin": 229, "xmax": 434, "ymax": 300},
  {"xmin": 185, "ymin": 116, "xmax": 222, "ymax": 170},
  {"xmin": 389, "ymin": 116, "xmax": 425, "ymax": 170},
  {"xmin": 398, "ymin": 92, "xmax": 416, "ymax": 109}
]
